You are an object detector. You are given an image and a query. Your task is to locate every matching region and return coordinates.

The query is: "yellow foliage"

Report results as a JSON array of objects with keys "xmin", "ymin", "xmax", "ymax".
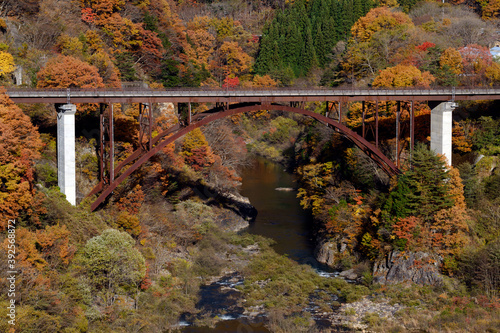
[
  {"xmin": 344, "ymin": 148, "xmax": 357, "ymax": 168},
  {"xmin": 210, "ymin": 17, "xmax": 239, "ymax": 40},
  {"xmin": 485, "ymin": 62, "xmax": 500, "ymax": 85},
  {"xmin": 218, "ymin": 41, "xmax": 252, "ymax": 76},
  {"xmin": 440, "ymin": 48, "xmax": 463, "ymax": 75},
  {"xmin": 57, "ymin": 34, "xmax": 84, "ymax": 58},
  {"xmin": 181, "ymin": 128, "xmax": 209, "ymax": 157},
  {"xmin": 116, "ymin": 211, "xmax": 142, "ymax": 236},
  {"xmin": 378, "ymin": 0, "xmax": 399, "ymax": 7},
  {"xmin": 251, "ymin": 74, "xmax": 279, "ymax": 87},
  {"xmin": 351, "ymin": 7, "xmax": 414, "ymax": 42},
  {"xmin": 84, "ymin": 30, "xmax": 106, "ymax": 53},
  {"xmin": 0, "ymin": 51, "xmax": 15, "ymax": 76},
  {"xmin": 372, "ymin": 64, "xmax": 435, "ymax": 88}
]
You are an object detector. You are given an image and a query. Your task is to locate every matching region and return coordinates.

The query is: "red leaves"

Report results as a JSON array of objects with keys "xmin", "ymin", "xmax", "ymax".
[
  {"xmin": 81, "ymin": 8, "xmax": 97, "ymax": 24},
  {"xmin": 222, "ymin": 76, "xmax": 240, "ymax": 89},
  {"xmin": 134, "ymin": 28, "xmax": 165, "ymax": 72},
  {"xmin": 116, "ymin": 184, "xmax": 145, "ymax": 215},
  {"xmin": 184, "ymin": 146, "xmax": 216, "ymax": 171},
  {"xmin": 416, "ymin": 41, "xmax": 436, "ymax": 52},
  {"xmin": 392, "ymin": 216, "xmax": 421, "ymax": 250}
]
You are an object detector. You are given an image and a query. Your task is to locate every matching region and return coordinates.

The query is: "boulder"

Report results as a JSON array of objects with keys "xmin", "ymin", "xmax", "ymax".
[
  {"xmin": 338, "ymin": 268, "xmax": 358, "ymax": 281},
  {"xmin": 373, "ymin": 251, "xmax": 443, "ymax": 285},
  {"xmin": 315, "ymin": 240, "xmax": 339, "ymax": 267}
]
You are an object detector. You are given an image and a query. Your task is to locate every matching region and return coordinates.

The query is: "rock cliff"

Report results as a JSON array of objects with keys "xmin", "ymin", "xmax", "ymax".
[{"xmin": 373, "ymin": 251, "xmax": 443, "ymax": 285}]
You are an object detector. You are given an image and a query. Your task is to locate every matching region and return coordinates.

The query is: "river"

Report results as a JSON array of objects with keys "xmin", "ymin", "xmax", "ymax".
[
  {"xmin": 181, "ymin": 158, "xmax": 333, "ymax": 332},
  {"xmin": 241, "ymin": 158, "xmax": 332, "ymax": 271}
]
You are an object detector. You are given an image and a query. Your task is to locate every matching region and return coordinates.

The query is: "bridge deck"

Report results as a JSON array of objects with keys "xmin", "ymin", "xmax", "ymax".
[{"xmin": 6, "ymin": 87, "xmax": 500, "ymax": 104}]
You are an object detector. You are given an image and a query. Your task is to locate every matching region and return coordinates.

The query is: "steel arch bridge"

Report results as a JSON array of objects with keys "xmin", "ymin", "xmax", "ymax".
[
  {"xmin": 87, "ymin": 102, "xmax": 403, "ymax": 211},
  {"xmin": 9, "ymin": 86, "xmax": 493, "ymax": 209}
]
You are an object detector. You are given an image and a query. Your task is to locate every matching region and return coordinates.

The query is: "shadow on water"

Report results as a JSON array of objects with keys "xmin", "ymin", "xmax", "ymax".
[
  {"xmin": 240, "ymin": 157, "xmax": 334, "ymax": 273},
  {"xmin": 181, "ymin": 157, "xmax": 336, "ymax": 332}
]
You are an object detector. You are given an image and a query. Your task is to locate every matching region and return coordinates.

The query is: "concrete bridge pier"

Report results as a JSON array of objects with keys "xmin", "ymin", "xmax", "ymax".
[
  {"xmin": 56, "ymin": 103, "xmax": 76, "ymax": 205},
  {"xmin": 430, "ymin": 101, "xmax": 457, "ymax": 166}
]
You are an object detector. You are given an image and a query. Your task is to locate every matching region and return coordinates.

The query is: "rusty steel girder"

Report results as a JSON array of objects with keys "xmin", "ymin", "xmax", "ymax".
[{"xmin": 89, "ymin": 103, "xmax": 400, "ymax": 211}]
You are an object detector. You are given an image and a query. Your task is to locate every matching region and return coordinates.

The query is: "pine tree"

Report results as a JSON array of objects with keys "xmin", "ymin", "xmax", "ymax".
[
  {"xmin": 254, "ymin": 0, "xmax": 372, "ymax": 78},
  {"xmin": 314, "ymin": 24, "xmax": 327, "ymax": 67},
  {"xmin": 301, "ymin": 26, "xmax": 318, "ymax": 75},
  {"xmin": 389, "ymin": 143, "xmax": 454, "ymax": 221}
]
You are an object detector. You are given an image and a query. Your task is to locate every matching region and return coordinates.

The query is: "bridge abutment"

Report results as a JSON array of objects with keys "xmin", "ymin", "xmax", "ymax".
[
  {"xmin": 56, "ymin": 103, "xmax": 76, "ymax": 205},
  {"xmin": 430, "ymin": 102, "xmax": 457, "ymax": 166}
]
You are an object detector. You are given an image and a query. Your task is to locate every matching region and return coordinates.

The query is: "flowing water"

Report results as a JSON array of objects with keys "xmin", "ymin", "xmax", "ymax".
[
  {"xmin": 241, "ymin": 158, "xmax": 332, "ymax": 272},
  {"xmin": 181, "ymin": 158, "xmax": 335, "ymax": 332}
]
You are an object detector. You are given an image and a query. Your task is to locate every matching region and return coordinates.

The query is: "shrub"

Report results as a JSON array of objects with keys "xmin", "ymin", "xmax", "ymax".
[{"xmin": 76, "ymin": 229, "xmax": 146, "ymax": 305}]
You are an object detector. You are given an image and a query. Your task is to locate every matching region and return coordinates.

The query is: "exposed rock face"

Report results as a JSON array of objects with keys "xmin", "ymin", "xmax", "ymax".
[
  {"xmin": 315, "ymin": 240, "xmax": 339, "ymax": 267},
  {"xmin": 218, "ymin": 191, "xmax": 258, "ymax": 223},
  {"xmin": 373, "ymin": 251, "xmax": 443, "ymax": 285}
]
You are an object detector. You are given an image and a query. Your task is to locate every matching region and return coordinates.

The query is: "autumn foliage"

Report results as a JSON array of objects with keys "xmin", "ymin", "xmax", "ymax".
[
  {"xmin": 350, "ymin": 7, "xmax": 415, "ymax": 42},
  {"xmin": 372, "ymin": 64, "xmax": 435, "ymax": 88},
  {"xmin": 37, "ymin": 55, "xmax": 105, "ymax": 88},
  {"xmin": 0, "ymin": 90, "xmax": 44, "ymax": 228}
]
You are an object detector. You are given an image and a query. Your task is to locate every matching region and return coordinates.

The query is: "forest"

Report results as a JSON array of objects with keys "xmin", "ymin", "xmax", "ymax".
[{"xmin": 0, "ymin": 0, "xmax": 499, "ymax": 331}]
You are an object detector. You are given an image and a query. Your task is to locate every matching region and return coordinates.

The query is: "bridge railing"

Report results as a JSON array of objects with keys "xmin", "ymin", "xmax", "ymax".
[{"xmin": 5, "ymin": 86, "xmax": 500, "ymax": 103}]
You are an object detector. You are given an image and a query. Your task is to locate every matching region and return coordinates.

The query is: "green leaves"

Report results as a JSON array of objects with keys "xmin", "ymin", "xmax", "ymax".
[{"xmin": 77, "ymin": 229, "xmax": 146, "ymax": 296}]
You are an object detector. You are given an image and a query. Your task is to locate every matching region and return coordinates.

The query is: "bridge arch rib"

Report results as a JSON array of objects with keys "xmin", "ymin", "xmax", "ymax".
[{"xmin": 89, "ymin": 103, "xmax": 400, "ymax": 211}]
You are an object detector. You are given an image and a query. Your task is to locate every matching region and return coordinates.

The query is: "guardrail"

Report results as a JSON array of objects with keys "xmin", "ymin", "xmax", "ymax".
[{"xmin": 6, "ymin": 87, "xmax": 500, "ymax": 103}]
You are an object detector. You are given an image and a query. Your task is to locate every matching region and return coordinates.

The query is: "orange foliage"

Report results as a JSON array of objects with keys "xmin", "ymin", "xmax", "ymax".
[
  {"xmin": 324, "ymin": 202, "xmax": 365, "ymax": 251},
  {"xmin": 440, "ymin": 47, "xmax": 463, "ymax": 75},
  {"xmin": 249, "ymin": 74, "xmax": 279, "ymax": 87},
  {"xmin": 160, "ymin": 135, "xmax": 185, "ymax": 169},
  {"xmin": 116, "ymin": 211, "xmax": 142, "ymax": 236},
  {"xmin": 432, "ymin": 206, "xmax": 469, "ymax": 256},
  {"xmin": 216, "ymin": 41, "xmax": 252, "ymax": 77},
  {"xmin": 37, "ymin": 55, "xmax": 105, "ymax": 88},
  {"xmin": 351, "ymin": 7, "xmax": 414, "ymax": 42},
  {"xmin": 185, "ymin": 146, "xmax": 216, "ymax": 171},
  {"xmin": 134, "ymin": 27, "xmax": 166, "ymax": 72},
  {"xmin": 100, "ymin": 14, "xmax": 142, "ymax": 50},
  {"xmin": 372, "ymin": 64, "xmax": 435, "ymax": 88},
  {"xmin": 453, "ymin": 120, "xmax": 475, "ymax": 153},
  {"xmin": 113, "ymin": 104, "xmax": 139, "ymax": 143},
  {"xmin": 116, "ymin": 184, "xmax": 145, "ymax": 215},
  {"xmin": 447, "ymin": 167, "xmax": 467, "ymax": 210},
  {"xmin": 0, "ymin": 90, "xmax": 44, "ymax": 228},
  {"xmin": 479, "ymin": 0, "xmax": 500, "ymax": 20},
  {"xmin": 392, "ymin": 216, "xmax": 420, "ymax": 250},
  {"xmin": 88, "ymin": 51, "xmax": 122, "ymax": 88},
  {"xmin": 7, "ymin": 225, "xmax": 75, "ymax": 271},
  {"xmin": 185, "ymin": 16, "xmax": 215, "ymax": 68},
  {"xmin": 81, "ymin": 7, "xmax": 97, "ymax": 23}
]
